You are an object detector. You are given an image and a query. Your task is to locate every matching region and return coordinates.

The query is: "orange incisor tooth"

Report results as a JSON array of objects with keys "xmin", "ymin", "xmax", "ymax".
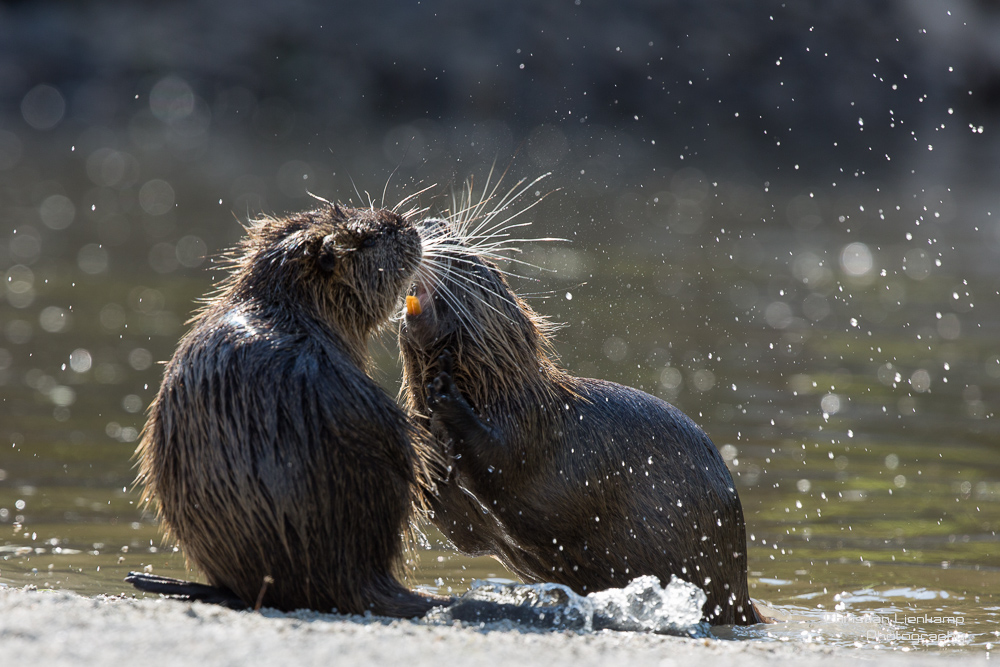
[{"xmin": 406, "ymin": 295, "xmax": 422, "ymax": 316}]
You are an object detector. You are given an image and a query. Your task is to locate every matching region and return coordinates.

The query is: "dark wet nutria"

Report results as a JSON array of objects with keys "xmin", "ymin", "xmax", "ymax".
[
  {"xmin": 399, "ymin": 199, "xmax": 762, "ymax": 625},
  {"xmin": 132, "ymin": 202, "xmax": 445, "ymax": 617}
]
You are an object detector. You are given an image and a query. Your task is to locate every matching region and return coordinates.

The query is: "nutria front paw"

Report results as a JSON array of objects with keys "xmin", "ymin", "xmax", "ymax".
[
  {"xmin": 426, "ymin": 368, "xmax": 478, "ymax": 451},
  {"xmin": 426, "ymin": 369, "xmax": 458, "ymax": 411},
  {"xmin": 426, "ymin": 349, "xmax": 458, "ymax": 410}
]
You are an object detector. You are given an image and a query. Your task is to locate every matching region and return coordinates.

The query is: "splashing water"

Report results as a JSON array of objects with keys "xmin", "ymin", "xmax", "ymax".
[
  {"xmin": 587, "ymin": 575, "xmax": 707, "ymax": 633},
  {"xmin": 428, "ymin": 575, "xmax": 709, "ymax": 636}
]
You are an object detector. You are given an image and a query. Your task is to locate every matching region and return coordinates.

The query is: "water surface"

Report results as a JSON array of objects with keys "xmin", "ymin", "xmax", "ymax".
[{"xmin": 2, "ymin": 167, "xmax": 998, "ymax": 653}]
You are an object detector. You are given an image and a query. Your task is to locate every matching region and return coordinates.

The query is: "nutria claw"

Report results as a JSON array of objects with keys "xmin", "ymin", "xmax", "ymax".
[
  {"xmin": 426, "ymin": 349, "xmax": 458, "ymax": 411},
  {"xmin": 438, "ymin": 348, "xmax": 455, "ymax": 376},
  {"xmin": 426, "ymin": 371, "xmax": 457, "ymax": 411}
]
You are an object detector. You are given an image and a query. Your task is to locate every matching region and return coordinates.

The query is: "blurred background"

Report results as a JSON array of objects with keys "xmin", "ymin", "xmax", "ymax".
[{"xmin": 1, "ymin": 0, "xmax": 1000, "ymax": 646}]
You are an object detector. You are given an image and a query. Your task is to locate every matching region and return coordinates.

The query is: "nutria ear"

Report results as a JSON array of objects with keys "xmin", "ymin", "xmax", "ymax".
[{"xmin": 318, "ymin": 234, "xmax": 340, "ymax": 272}]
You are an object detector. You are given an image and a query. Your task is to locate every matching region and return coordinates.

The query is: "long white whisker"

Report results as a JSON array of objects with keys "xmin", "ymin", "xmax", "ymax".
[
  {"xmin": 466, "ymin": 195, "xmax": 550, "ymax": 244},
  {"xmin": 405, "ymin": 169, "xmax": 568, "ymax": 354},
  {"xmin": 417, "ymin": 252, "xmax": 520, "ymax": 329},
  {"xmin": 348, "ymin": 174, "xmax": 363, "ymax": 206},
  {"xmin": 440, "ymin": 270, "xmax": 518, "ymax": 327},
  {"xmin": 464, "ymin": 173, "xmax": 551, "ymax": 241},
  {"xmin": 465, "ymin": 254, "xmax": 554, "ymax": 276},
  {"xmin": 465, "ymin": 235, "xmax": 568, "ymax": 253},
  {"xmin": 446, "ymin": 166, "xmax": 525, "ymax": 239},
  {"xmin": 418, "ymin": 272, "xmax": 494, "ymax": 348},
  {"xmin": 393, "ymin": 183, "xmax": 437, "ymax": 214}
]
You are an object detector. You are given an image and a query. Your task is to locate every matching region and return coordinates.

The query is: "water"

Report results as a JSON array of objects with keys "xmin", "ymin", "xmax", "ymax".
[
  {"xmin": 431, "ymin": 575, "xmax": 708, "ymax": 635},
  {"xmin": 2, "ymin": 143, "xmax": 1000, "ymax": 654}
]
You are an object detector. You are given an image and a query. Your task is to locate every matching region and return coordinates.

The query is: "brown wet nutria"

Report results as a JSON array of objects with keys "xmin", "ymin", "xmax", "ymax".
[
  {"xmin": 132, "ymin": 202, "xmax": 445, "ymax": 617},
  {"xmin": 398, "ymin": 186, "xmax": 762, "ymax": 626}
]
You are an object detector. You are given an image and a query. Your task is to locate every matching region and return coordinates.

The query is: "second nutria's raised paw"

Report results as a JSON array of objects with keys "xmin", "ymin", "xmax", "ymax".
[
  {"xmin": 425, "ymin": 350, "xmax": 461, "ymax": 415},
  {"xmin": 424, "ymin": 349, "xmax": 503, "ymax": 483}
]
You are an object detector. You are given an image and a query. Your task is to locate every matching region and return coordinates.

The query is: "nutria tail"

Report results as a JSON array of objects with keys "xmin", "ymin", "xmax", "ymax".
[
  {"xmin": 366, "ymin": 578, "xmax": 450, "ymax": 618},
  {"xmin": 125, "ymin": 572, "xmax": 247, "ymax": 610},
  {"xmin": 125, "ymin": 572, "xmax": 449, "ymax": 619}
]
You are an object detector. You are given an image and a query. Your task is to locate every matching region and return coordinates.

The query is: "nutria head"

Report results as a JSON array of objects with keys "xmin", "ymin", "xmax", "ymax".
[
  {"xmin": 229, "ymin": 205, "xmax": 421, "ymax": 333},
  {"xmin": 402, "ymin": 217, "xmax": 529, "ymax": 341},
  {"xmin": 400, "ymin": 214, "xmax": 565, "ymax": 414},
  {"xmin": 216, "ymin": 203, "xmax": 421, "ymax": 362}
]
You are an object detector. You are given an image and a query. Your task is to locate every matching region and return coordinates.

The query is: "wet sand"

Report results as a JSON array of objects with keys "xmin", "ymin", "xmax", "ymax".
[{"xmin": 0, "ymin": 586, "xmax": 984, "ymax": 667}]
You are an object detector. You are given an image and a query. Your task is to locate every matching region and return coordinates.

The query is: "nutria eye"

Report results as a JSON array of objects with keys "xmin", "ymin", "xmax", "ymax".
[
  {"xmin": 318, "ymin": 234, "xmax": 339, "ymax": 272},
  {"xmin": 360, "ymin": 236, "xmax": 377, "ymax": 249}
]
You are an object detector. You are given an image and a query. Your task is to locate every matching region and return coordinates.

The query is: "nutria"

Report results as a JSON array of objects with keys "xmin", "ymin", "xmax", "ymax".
[
  {"xmin": 398, "ymin": 196, "xmax": 762, "ymax": 625},
  {"xmin": 131, "ymin": 202, "xmax": 444, "ymax": 617}
]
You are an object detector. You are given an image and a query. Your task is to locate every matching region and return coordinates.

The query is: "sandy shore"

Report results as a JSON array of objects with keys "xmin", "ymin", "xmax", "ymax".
[{"xmin": 0, "ymin": 586, "xmax": 984, "ymax": 667}]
